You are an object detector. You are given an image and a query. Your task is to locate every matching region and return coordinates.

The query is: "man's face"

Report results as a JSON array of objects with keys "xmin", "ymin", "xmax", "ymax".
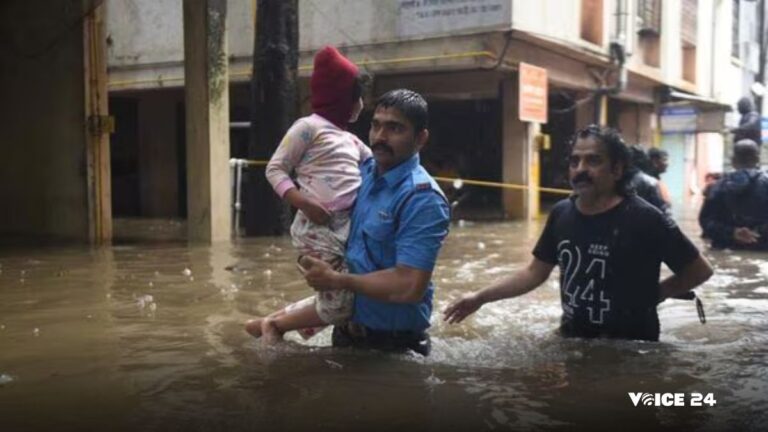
[
  {"xmin": 652, "ymin": 156, "xmax": 669, "ymax": 174},
  {"xmin": 369, "ymin": 106, "xmax": 428, "ymax": 172},
  {"xmin": 568, "ymin": 136, "xmax": 624, "ymax": 198}
]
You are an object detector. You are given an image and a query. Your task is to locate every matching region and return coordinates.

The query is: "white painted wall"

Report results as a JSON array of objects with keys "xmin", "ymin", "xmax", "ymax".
[
  {"xmin": 301, "ymin": 0, "xmax": 512, "ymax": 48},
  {"xmin": 105, "ymin": 0, "xmax": 739, "ymax": 106},
  {"xmin": 107, "ymin": 0, "xmax": 255, "ymax": 65},
  {"xmin": 511, "ymin": 0, "xmax": 580, "ymax": 45},
  {"xmin": 660, "ymin": 0, "xmax": 682, "ymax": 84},
  {"xmin": 107, "ymin": 0, "xmax": 512, "ymax": 68}
]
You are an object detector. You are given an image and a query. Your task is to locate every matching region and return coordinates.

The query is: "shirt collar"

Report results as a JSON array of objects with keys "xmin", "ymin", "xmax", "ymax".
[{"xmin": 374, "ymin": 153, "xmax": 420, "ymax": 187}]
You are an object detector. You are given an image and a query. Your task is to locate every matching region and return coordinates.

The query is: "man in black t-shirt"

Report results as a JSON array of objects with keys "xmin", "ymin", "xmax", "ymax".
[{"xmin": 444, "ymin": 125, "xmax": 713, "ymax": 341}]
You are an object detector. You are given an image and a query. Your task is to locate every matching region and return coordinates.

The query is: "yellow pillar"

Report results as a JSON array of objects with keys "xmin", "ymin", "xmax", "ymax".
[{"xmin": 83, "ymin": 3, "xmax": 112, "ymax": 244}]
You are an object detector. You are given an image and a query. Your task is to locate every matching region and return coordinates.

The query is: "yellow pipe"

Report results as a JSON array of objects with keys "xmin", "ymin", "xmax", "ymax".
[
  {"xmin": 109, "ymin": 51, "xmax": 497, "ymax": 88},
  {"xmin": 239, "ymin": 159, "xmax": 571, "ymax": 195}
]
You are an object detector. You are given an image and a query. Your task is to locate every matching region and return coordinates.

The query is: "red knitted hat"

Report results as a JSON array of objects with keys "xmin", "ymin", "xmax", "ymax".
[{"xmin": 310, "ymin": 46, "xmax": 359, "ymax": 129}]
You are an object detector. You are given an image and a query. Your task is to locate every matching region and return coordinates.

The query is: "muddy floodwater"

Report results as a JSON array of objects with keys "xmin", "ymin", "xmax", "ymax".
[{"xmin": 1, "ymin": 208, "xmax": 766, "ymax": 431}]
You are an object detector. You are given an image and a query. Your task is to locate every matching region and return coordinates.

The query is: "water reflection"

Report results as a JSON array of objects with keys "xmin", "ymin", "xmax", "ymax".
[{"xmin": 0, "ymin": 212, "xmax": 766, "ymax": 430}]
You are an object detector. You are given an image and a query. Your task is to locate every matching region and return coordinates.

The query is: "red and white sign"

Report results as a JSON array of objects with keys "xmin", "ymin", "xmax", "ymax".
[{"xmin": 519, "ymin": 62, "xmax": 548, "ymax": 124}]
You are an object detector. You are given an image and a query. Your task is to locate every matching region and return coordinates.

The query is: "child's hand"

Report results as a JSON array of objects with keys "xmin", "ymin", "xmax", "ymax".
[
  {"xmin": 301, "ymin": 199, "xmax": 331, "ymax": 225},
  {"xmin": 284, "ymin": 189, "xmax": 331, "ymax": 225}
]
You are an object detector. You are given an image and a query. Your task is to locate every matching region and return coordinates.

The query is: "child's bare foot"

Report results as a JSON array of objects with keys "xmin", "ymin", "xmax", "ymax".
[
  {"xmin": 261, "ymin": 318, "xmax": 283, "ymax": 345},
  {"xmin": 245, "ymin": 318, "xmax": 264, "ymax": 338}
]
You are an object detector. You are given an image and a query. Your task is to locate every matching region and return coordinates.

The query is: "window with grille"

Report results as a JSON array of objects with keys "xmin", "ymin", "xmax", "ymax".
[
  {"xmin": 637, "ymin": 0, "xmax": 661, "ymax": 35},
  {"xmin": 681, "ymin": 0, "xmax": 697, "ymax": 47}
]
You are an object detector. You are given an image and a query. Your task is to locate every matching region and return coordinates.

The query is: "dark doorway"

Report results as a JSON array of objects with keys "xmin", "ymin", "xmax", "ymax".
[{"xmin": 109, "ymin": 96, "xmax": 140, "ymax": 217}]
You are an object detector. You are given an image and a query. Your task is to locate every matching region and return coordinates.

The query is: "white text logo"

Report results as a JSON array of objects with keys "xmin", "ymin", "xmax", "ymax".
[{"xmin": 628, "ymin": 392, "xmax": 717, "ymax": 407}]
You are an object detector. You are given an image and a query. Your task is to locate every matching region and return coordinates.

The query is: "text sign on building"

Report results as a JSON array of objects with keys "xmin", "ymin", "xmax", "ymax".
[
  {"xmin": 397, "ymin": 0, "xmax": 511, "ymax": 38},
  {"xmin": 660, "ymin": 106, "xmax": 698, "ymax": 134},
  {"xmin": 519, "ymin": 63, "xmax": 548, "ymax": 124}
]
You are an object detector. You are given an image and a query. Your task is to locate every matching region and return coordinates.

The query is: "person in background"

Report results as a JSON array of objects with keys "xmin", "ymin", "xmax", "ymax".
[
  {"xmin": 699, "ymin": 139, "xmax": 768, "ymax": 250},
  {"xmin": 730, "ymin": 97, "xmax": 762, "ymax": 146},
  {"xmin": 627, "ymin": 145, "xmax": 670, "ymax": 215}
]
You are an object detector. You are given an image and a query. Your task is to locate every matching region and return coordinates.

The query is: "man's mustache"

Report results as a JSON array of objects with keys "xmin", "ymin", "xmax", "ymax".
[
  {"xmin": 571, "ymin": 171, "xmax": 593, "ymax": 185},
  {"xmin": 372, "ymin": 142, "xmax": 394, "ymax": 155}
]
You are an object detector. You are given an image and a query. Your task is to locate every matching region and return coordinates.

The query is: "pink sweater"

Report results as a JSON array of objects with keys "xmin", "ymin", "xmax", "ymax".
[{"xmin": 265, "ymin": 114, "xmax": 372, "ymax": 212}]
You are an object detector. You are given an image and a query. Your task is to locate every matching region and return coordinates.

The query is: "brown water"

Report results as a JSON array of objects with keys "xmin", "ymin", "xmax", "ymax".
[{"xmin": 1, "ymin": 210, "xmax": 767, "ymax": 431}]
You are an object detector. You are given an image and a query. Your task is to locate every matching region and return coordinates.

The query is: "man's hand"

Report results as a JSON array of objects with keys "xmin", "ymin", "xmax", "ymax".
[
  {"xmin": 443, "ymin": 292, "xmax": 484, "ymax": 324},
  {"xmin": 300, "ymin": 256, "xmax": 344, "ymax": 292},
  {"xmin": 734, "ymin": 227, "xmax": 760, "ymax": 245}
]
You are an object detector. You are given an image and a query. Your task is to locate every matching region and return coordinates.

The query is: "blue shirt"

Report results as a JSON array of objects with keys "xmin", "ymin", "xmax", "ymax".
[{"xmin": 346, "ymin": 154, "xmax": 450, "ymax": 331}]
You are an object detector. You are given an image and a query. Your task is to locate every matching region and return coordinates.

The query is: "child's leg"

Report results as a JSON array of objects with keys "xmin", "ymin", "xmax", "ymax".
[
  {"xmin": 260, "ymin": 300, "xmax": 326, "ymax": 344},
  {"xmin": 244, "ymin": 308, "xmax": 287, "ymax": 338},
  {"xmin": 245, "ymin": 296, "xmax": 327, "ymax": 343}
]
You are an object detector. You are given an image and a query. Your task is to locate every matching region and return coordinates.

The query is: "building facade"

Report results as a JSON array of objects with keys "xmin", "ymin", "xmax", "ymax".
[{"xmin": 103, "ymin": 0, "xmax": 750, "ymax": 236}]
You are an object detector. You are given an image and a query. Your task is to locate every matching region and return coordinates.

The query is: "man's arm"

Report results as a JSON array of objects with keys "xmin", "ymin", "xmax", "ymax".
[
  {"xmin": 301, "ymin": 258, "xmax": 431, "ymax": 303},
  {"xmin": 732, "ymin": 112, "xmax": 761, "ymax": 132},
  {"xmin": 301, "ymin": 189, "xmax": 449, "ymax": 304},
  {"xmin": 659, "ymin": 254, "xmax": 713, "ymax": 301},
  {"xmin": 443, "ymin": 258, "xmax": 555, "ymax": 324}
]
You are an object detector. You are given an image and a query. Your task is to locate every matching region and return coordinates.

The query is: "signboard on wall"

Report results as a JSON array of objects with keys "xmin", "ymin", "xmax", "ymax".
[
  {"xmin": 660, "ymin": 106, "xmax": 697, "ymax": 134},
  {"xmin": 660, "ymin": 105, "xmax": 727, "ymax": 134},
  {"xmin": 519, "ymin": 63, "xmax": 548, "ymax": 124},
  {"xmin": 397, "ymin": 0, "xmax": 511, "ymax": 38}
]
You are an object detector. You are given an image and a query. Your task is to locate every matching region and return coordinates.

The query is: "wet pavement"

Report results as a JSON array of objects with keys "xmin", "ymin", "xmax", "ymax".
[{"xmin": 0, "ymin": 205, "xmax": 767, "ymax": 431}]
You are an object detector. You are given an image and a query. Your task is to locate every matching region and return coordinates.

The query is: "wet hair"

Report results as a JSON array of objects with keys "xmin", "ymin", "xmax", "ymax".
[
  {"xmin": 628, "ymin": 145, "xmax": 654, "ymax": 175},
  {"xmin": 568, "ymin": 125, "xmax": 634, "ymax": 196},
  {"xmin": 647, "ymin": 147, "xmax": 668, "ymax": 161},
  {"xmin": 351, "ymin": 73, "xmax": 369, "ymax": 102},
  {"xmin": 732, "ymin": 139, "xmax": 760, "ymax": 167},
  {"xmin": 374, "ymin": 89, "xmax": 428, "ymax": 132}
]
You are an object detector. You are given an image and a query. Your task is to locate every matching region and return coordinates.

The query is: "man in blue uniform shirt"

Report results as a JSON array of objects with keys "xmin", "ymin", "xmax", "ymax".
[{"xmin": 300, "ymin": 89, "xmax": 450, "ymax": 356}]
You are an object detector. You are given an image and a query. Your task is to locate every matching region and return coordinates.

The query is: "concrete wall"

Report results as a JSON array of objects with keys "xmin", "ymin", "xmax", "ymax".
[
  {"xmin": 107, "ymin": 0, "xmax": 254, "ymax": 64},
  {"xmin": 512, "ymin": 0, "xmax": 583, "ymax": 48},
  {"xmin": 0, "ymin": 0, "xmax": 90, "ymax": 240},
  {"xmin": 106, "ymin": 0, "xmax": 511, "ymax": 67},
  {"xmin": 105, "ymin": 0, "xmax": 738, "ymax": 108}
]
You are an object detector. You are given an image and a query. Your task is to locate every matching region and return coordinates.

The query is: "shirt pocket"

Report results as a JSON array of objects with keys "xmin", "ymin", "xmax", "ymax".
[{"xmin": 362, "ymin": 220, "xmax": 396, "ymax": 268}]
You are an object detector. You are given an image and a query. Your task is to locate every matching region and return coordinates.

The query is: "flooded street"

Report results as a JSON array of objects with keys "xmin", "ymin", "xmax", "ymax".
[{"xmin": 1, "ymin": 208, "xmax": 767, "ymax": 431}]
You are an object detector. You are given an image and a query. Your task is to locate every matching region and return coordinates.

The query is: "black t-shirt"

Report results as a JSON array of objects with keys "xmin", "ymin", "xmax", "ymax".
[{"xmin": 533, "ymin": 195, "xmax": 700, "ymax": 341}]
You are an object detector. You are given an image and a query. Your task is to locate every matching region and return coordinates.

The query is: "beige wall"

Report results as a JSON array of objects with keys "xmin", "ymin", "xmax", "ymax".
[
  {"xmin": 0, "ymin": 0, "xmax": 90, "ymax": 240},
  {"xmin": 617, "ymin": 103, "xmax": 655, "ymax": 146},
  {"xmin": 501, "ymin": 78, "xmax": 529, "ymax": 219}
]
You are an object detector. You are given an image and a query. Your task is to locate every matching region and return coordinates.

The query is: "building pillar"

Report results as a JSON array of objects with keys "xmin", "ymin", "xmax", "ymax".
[
  {"xmin": 84, "ymin": 3, "xmax": 112, "ymax": 243},
  {"xmin": 183, "ymin": 0, "xmax": 231, "ymax": 242},
  {"xmin": 501, "ymin": 78, "xmax": 538, "ymax": 220}
]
